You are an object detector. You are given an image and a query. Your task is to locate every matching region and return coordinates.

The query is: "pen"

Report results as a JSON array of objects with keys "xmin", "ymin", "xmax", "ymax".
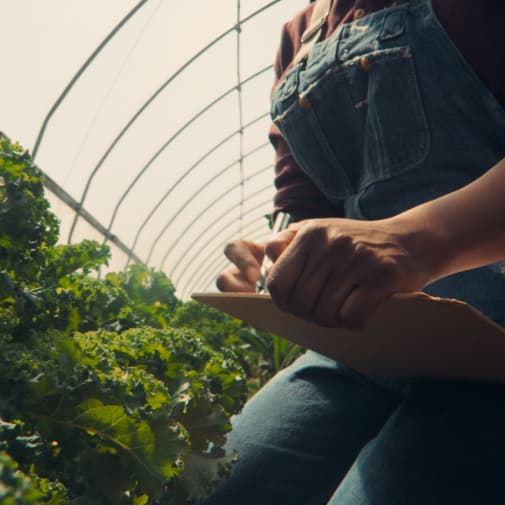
[{"xmin": 256, "ymin": 211, "xmax": 292, "ymax": 293}]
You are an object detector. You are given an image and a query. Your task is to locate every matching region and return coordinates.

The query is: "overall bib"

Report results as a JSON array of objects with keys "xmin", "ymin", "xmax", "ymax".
[{"xmin": 202, "ymin": 1, "xmax": 505, "ymax": 504}]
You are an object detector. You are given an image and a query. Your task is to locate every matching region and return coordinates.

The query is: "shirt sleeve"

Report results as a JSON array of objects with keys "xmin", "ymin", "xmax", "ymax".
[{"xmin": 270, "ymin": 13, "xmax": 344, "ymax": 222}]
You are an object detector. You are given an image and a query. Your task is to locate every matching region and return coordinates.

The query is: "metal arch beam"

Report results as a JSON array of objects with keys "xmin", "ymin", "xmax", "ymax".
[
  {"xmin": 126, "ymin": 112, "xmax": 270, "ymax": 263},
  {"xmin": 180, "ymin": 219, "xmax": 269, "ymax": 298},
  {"xmin": 32, "ymin": 0, "xmax": 149, "ymax": 160},
  {"xmin": 171, "ymin": 200, "xmax": 271, "ymax": 295},
  {"xmin": 235, "ymin": 0, "xmax": 245, "ymax": 237},
  {"xmin": 165, "ymin": 182, "xmax": 272, "ymax": 277},
  {"xmin": 102, "ymin": 65, "xmax": 272, "ymax": 242},
  {"xmin": 182, "ymin": 226, "xmax": 268, "ymax": 298},
  {"xmin": 168, "ymin": 192, "xmax": 273, "ymax": 282},
  {"xmin": 162, "ymin": 164, "xmax": 273, "ymax": 274},
  {"xmin": 41, "ymin": 171, "xmax": 144, "ymax": 264},
  {"xmin": 67, "ymin": 1, "xmax": 281, "ymax": 243},
  {"xmin": 146, "ymin": 141, "xmax": 270, "ymax": 264}
]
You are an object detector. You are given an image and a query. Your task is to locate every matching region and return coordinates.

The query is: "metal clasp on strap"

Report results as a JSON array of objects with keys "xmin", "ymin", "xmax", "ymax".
[
  {"xmin": 293, "ymin": 0, "xmax": 332, "ymax": 65},
  {"xmin": 301, "ymin": 12, "xmax": 329, "ymax": 43}
]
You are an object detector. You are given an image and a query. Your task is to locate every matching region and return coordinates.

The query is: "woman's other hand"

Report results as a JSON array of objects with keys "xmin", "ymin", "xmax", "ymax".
[
  {"xmin": 265, "ymin": 218, "xmax": 438, "ymax": 329},
  {"xmin": 216, "ymin": 240, "xmax": 265, "ymax": 292}
]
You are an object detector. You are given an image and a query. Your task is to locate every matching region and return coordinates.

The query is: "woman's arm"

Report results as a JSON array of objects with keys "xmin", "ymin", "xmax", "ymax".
[
  {"xmin": 265, "ymin": 156, "xmax": 505, "ymax": 329},
  {"xmin": 396, "ymin": 156, "xmax": 505, "ymax": 280}
]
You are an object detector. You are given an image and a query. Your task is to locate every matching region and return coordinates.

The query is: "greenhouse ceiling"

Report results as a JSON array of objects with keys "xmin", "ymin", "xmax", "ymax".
[{"xmin": 2, "ymin": 0, "xmax": 307, "ymax": 298}]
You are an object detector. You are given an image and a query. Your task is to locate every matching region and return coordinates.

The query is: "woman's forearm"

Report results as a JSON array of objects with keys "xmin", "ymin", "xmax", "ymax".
[
  {"xmin": 261, "ymin": 156, "xmax": 505, "ymax": 328},
  {"xmin": 393, "ymin": 156, "xmax": 505, "ymax": 283}
]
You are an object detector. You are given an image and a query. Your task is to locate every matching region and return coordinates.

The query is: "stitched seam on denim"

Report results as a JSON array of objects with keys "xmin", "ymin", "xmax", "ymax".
[
  {"xmin": 274, "ymin": 45, "xmax": 431, "ymax": 199},
  {"xmin": 317, "ymin": 49, "xmax": 429, "ymax": 191},
  {"xmin": 378, "ymin": 3, "xmax": 408, "ymax": 41}
]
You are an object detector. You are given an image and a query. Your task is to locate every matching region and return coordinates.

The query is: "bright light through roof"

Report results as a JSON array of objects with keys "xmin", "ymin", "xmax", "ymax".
[{"xmin": 1, "ymin": 0, "xmax": 307, "ymax": 297}]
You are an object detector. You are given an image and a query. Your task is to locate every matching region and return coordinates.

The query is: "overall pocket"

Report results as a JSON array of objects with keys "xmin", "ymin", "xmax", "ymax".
[{"xmin": 271, "ymin": 5, "xmax": 430, "ymax": 203}]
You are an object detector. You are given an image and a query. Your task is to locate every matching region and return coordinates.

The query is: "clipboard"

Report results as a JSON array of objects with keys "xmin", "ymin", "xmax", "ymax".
[{"xmin": 192, "ymin": 292, "xmax": 505, "ymax": 383}]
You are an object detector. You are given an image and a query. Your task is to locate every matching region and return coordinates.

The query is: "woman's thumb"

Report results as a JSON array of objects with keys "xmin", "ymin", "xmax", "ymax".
[{"xmin": 264, "ymin": 229, "xmax": 297, "ymax": 262}]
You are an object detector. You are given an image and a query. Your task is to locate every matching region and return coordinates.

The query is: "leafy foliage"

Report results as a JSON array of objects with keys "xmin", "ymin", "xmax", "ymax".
[
  {"xmin": 1, "ymin": 327, "xmax": 245, "ymax": 504},
  {"xmin": 0, "ymin": 135, "xmax": 248, "ymax": 504},
  {"xmin": 171, "ymin": 302, "xmax": 302, "ymax": 395},
  {"xmin": 0, "ymin": 137, "xmax": 59, "ymax": 283},
  {"xmin": 0, "ymin": 134, "xmax": 300, "ymax": 503}
]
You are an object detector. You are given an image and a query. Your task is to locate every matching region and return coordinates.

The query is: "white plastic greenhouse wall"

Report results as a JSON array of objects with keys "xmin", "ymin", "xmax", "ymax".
[{"xmin": 2, "ymin": 0, "xmax": 308, "ymax": 298}]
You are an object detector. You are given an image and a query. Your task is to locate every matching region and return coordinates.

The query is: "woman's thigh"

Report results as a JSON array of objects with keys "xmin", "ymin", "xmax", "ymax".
[
  {"xmin": 201, "ymin": 351, "xmax": 405, "ymax": 505},
  {"xmin": 329, "ymin": 379, "xmax": 505, "ymax": 505}
]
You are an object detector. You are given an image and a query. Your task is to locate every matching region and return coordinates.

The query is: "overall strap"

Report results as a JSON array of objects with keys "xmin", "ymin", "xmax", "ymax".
[{"xmin": 292, "ymin": 0, "xmax": 332, "ymax": 65}]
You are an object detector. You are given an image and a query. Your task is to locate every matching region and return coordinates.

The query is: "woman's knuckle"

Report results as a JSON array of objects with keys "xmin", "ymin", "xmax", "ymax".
[
  {"xmin": 329, "ymin": 233, "xmax": 353, "ymax": 256},
  {"xmin": 223, "ymin": 242, "xmax": 237, "ymax": 259},
  {"xmin": 354, "ymin": 242, "xmax": 372, "ymax": 262},
  {"xmin": 264, "ymin": 241, "xmax": 276, "ymax": 259},
  {"xmin": 301, "ymin": 222, "xmax": 325, "ymax": 240},
  {"xmin": 215, "ymin": 273, "xmax": 228, "ymax": 291},
  {"xmin": 377, "ymin": 260, "xmax": 398, "ymax": 281},
  {"xmin": 337, "ymin": 232, "xmax": 353, "ymax": 246}
]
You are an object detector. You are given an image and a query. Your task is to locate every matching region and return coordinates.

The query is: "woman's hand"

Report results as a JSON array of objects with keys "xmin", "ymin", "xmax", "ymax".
[
  {"xmin": 264, "ymin": 217, "xmax": 439, "ymax": 329},
  {"xmin": 216, "ymin": 240, "xmax": 265, "ymax": 292}
]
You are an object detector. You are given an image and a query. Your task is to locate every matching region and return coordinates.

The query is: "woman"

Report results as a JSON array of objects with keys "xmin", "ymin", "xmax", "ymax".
[{"xmin": 205, "ymin": 1, "xmax": 505, "ymax": 503}]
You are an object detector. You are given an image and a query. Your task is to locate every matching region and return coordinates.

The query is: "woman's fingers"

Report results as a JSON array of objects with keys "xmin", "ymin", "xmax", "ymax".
[
  {"xmin": 311, "ymin": 273, "xmax": 360, "ymax": 327},
  {"xmin": 223, "ymin": 240, "xmax": 264, "ymax": 284},
  {"xmin": 216, "ymin": 266, "xmax": 257, "ymax": 292},
  {"xmin": 265, "ymin": 218, "xmax": 415, "ymax": 328},
  {"xmin": 308, "ymin": 244, "xmax": 386, "ymax": 326},
  {"xmin": 220, "ymin": 216, "xmax": 422, "ymax": 325},
  {"xmin": 264, "ymin": 228, "xmax": 297, "ymax": 262},
  {"xmin": 283, "ymin": 230, "xmax": 357, "ymax": 320},
  {"xmin": 266, "ymin": 229, "xmax": 310, "ymax": 310}
]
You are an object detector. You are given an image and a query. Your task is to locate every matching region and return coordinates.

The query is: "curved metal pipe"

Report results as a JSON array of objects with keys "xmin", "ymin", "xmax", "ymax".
[
  {"xmin": 146, "ymin": 141, "xmax": 270, "ymax": 263},
  {"xmin": 103, "ymin": 66, "xmax": 271, "ymax": 243},
  {"xmin": 67, "ymin": 1, "xmax": 280, "ymax": 242},
  {"xmin": 125, "ymin": 112, "xmax": 270, "ymax": 263},
  {"xmin": 32, "ymin": 0, "xmax": 149, "ymax": 160},
  {"xmin": 168, "ymin": 192, "xmax": 272, "ymax": 281},
  {"xmin": 161, "ymin": 165, "xmax": 272, "ymax": 273}
]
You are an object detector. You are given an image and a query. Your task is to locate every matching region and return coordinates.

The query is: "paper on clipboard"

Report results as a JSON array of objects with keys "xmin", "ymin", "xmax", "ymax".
[{"xmin": 191, "ymin": 291, "xmax": 505, "ymax": 383}]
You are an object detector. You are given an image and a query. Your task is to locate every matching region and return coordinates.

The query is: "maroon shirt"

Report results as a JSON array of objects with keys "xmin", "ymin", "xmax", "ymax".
[{"xmin": 270, "ymin": 0, "xmax": 505, "ymax": 221}]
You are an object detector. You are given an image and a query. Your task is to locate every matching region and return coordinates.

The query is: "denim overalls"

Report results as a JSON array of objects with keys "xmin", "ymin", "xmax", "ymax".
[
  {"xmin": 202, "ymin": 1, "xmax": 505, "ymax": 504},
  {"xmin": 271, "ymin": 0, "xmax": 505, "ymax": 325}
]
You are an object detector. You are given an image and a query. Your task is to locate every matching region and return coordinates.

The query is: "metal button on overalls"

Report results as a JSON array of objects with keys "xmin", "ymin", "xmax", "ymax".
[
  {"xmin": 354, "ymin": 8, "xmax": 366, "ymax": 20},
  {"xmin": 298, "ymin": 94, "xmax": 311, "ymax": 111},
  {"xmin": 360, "ymin": 56, "xmax": 372, "ymax": 71},
  {"xmin": 271, "ymin": 0, "xmax": 505, "ymax": 326}
]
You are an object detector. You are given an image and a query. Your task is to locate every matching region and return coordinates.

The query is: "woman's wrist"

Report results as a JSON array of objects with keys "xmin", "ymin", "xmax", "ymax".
[
  {"xmin": 390, "ymin": 155, "xmax": 505, "ymax": 284},
  {"xmin": 388, "ymin": 211, "xmax": 455, "ymax": 287}
]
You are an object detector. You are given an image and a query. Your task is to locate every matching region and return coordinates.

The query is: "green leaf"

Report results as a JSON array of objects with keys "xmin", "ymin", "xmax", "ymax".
[
  {"xmin": 169, "ymin": 451, "xmax": 236, "ymax": 504},
  {"xmin": 68, "ymin": 403, "xmax": 186, "ymax": 497}
]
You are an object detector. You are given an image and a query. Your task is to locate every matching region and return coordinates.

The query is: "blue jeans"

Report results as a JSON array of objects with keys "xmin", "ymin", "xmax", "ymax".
[
  {"xmin": 202, "ymin": 351, "xmax": 505, "ymax": 505},
  {"xmin": 202, "ymin": 0, "xmax": 505, "ymax": 501}
]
